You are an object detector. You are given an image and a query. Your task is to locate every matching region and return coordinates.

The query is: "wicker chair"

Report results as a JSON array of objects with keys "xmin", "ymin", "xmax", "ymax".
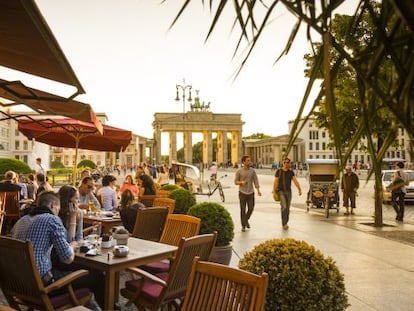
[
  {"xmin": 140, "ymin": 214, "xmax": 201, "ymax": 273},
  {"xmin": 120, "ymin": 233, "xmax": 217, "ymax": 310},
  {"xmin": 181, "ymin": 257, "xmax": 269, "ymax": 311},
  {"xmin": 0, "ymin": 236, "xmax": 91, "ymax": 311},
  {"xmin": 131, "ymin": 206, "xmax": 169, "ymax": 241},
  {"xmin": 152, "ymin": 197, "xmax": 176, "ymax": 214}
]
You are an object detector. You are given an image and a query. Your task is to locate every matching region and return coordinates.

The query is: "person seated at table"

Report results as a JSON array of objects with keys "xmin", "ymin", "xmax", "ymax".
[
  {"xmin": 96, "ymin": 175, "xmax": 118, "ymax": 211},
  {"xmin": 78, "ymin": 177, "xmax": 101, "ymax": 211},
  {"xmin": 26, "ymin": 173, "xmax": 38, "ymax": 200},
  {"xmin": 58, "ymin": 185, "xmax": 83, "ymax": 242},
  {"xmin": 15, "ymin": 173, "xmax": 28, "ymax": 199},
  {"xmin": 119, "ymin": 174, "xmax": 139, "ymax": 196},
  {"xmin": 119, "ymin": 189, "xmax": 146, "ymax": 232},
  {"xmin": 11, "ymin": 191, "xmax": 104, "ymax": 310},
  {"xmin": 138, "ymin": 174, "xmax": 157, "ymax": 196},
  {"xmin": 157, "ymin": 165, "xmax": 170, "ymax": 187},
  {"xmin": 0, "ymin": 170, "xmax": 22, "ymax": 192},
  {"xmin": 36, "ymin": 173, "xmax": 53, "ymax": 196}
]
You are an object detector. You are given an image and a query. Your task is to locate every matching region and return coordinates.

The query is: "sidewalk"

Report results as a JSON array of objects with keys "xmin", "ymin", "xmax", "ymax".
[{"xmin": 223, "ymin": 172, "xmax": 414, "ymax": 311}]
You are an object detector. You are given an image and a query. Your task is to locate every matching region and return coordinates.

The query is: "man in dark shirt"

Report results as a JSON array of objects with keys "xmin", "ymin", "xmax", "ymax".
[{"xmin": 0, "ymin": 170, "xmax": 22, "ymax": 192}]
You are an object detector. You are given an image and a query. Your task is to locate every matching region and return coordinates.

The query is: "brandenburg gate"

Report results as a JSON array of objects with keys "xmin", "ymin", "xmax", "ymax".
[{"xmin": 152, "ymin": 111, "xmax": 244, "ymax": 165}]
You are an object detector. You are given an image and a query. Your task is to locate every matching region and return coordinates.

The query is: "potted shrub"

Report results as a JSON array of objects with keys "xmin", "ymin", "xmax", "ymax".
[
  {"xmin": 238, "ymin": 238, "xmax": 349, "ymax": 311},
  {"xmin": 187, "ymin": 202, "xmax": 234, "ymax": 265},
  {"xmin": 168, "ymin": 188, "xmax": 196, "ymax": 214},
  {"xmin": 112, "ymin": 227, "xmax": 129, "ymax": 245},
  {"xmin": 161, "ymin": 184, "xmax": 180, "ymax": 191}
]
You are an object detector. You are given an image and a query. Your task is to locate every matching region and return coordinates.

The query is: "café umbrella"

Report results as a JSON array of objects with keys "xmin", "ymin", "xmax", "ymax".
[{"xmin": 18, "ymin": 118, "xmax": 132, "ymax": 184}]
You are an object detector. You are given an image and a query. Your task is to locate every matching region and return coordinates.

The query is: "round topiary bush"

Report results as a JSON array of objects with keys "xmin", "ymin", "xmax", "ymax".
[
  {"xmin": 77, "ymin": 159, "xmax": 97, "ymax": 169},
  {"xmin": 0, "ymin": 158, "xmax": 32, "ymax": 176},
  {"xmin": 187, "ymin": 202, "xmax": 234, "ymax": 247},
  {"xmin": 161, "ymin": 184, "xmax": 180, "ymax": 191},
  {"xmin": 168, "ymin": 188, "xmax": 196, "ymax": 214},
  {"xmin": 238, "ymin": 238, "xmax": 349, "ymax": 311}
]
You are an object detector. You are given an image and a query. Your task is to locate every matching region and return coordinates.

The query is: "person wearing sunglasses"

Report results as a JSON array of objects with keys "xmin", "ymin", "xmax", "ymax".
[
  {"xmin": 78, "ymin": 176, "xmax": 101, "ymax": 211},
  {"xmin": 272, "ymin": 158, "xmax": 302, "ymax": 230}
]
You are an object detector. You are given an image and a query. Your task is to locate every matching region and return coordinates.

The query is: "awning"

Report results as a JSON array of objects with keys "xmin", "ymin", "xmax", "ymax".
[
  {"xmin": 0, "ymin": 78, "xmax": 102, "ymax": 133},
  {"xmin": 0, "ymin": 0, "xmax": 84, "ymax": 94}
]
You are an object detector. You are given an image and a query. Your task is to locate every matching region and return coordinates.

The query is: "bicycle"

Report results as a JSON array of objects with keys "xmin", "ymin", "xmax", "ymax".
[{"xmin": 195, "ymin": 174, "xmax": 227, "ymax": 202}]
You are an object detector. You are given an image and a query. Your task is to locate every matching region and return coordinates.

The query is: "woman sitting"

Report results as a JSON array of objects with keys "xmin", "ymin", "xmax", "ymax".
[
  {"xmin": 97, "ymin": 175, "xmax": 118, "ymax": 211},
  {"xmin": 58, "ymin": 185, "xmax": 83, "ymax": 242},
  {"xmin": 119, "ymin": 174, "xmax": 139, "ymax": 196},
  {"xmin": 119, "ymin": 189, "xmax": 145, "ymax": 232},
  {"xmin": 138, "ymin": 174, "xmax": 157, "ymax": 196}
]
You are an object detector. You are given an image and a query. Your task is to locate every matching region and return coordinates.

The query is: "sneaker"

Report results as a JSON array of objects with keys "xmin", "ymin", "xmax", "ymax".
[
  {"xmin": 242, "ymin": 227, "xmax": 246, "ymax": 232},
  {"xmin": 283, "ymin": 225, "xmax": 289, "ymax": 230}
]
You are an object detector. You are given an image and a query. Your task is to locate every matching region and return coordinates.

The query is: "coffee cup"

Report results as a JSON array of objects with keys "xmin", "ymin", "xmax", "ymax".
[{"xmin": 87, "ymin": 234, "xmax": 99, "ymax": 242}]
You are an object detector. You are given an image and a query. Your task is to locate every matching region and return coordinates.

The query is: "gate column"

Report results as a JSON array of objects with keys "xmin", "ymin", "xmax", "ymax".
[
  {"xmin": 169, "ymin": 131, "xmax": 177, "ymax": 163},
  {"xmin": 184, "ymin": 131, "xmax": 192, "ymax": 164},
  {"xmin": 202, "ymin": 130, "xmax": 213, "ymax": 166}
]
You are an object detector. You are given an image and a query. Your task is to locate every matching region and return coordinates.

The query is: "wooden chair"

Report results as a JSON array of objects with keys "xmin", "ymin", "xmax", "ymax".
[
  {"xmin": 0, "ymin": 192, "xmax": 6, "ymax": 234},
  {"xmin": 152, "ymin": 197, "xmax": 176, "ymax": 214},
  {"xmin": 0, "ymin": 236, "xmax": 91, "ymax": 310},
  {"xmin": 140, "ymin": 214, "xmax": 201, "ymax": 273},
  {"xmin": 131, "ymin": 207, "xmax": 169, "ymax": 241},
  {"xmin": 156, "ymin": 189, "xmax": 171, "ymax": 196},
  {"xmin": 139, "ymin": 194, "xmax": 169, "ymax": 207},
  {"xmin": 1, "ymin": 191, "xmax": 20, "ymax": 235},
  {"xmin": 181, "ymin": 256, "xmax": 269, "ymax": 311},
  {"xmin": 120, "ymin": 233, "xmax": 217, "ymax": 310}
]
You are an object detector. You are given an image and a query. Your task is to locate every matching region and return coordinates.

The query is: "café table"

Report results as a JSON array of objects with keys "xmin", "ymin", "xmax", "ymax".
[
  {"xmin": 83, "ymin": 213, "xmax": 123, "ymax": 234},
  {"xmin": 75, "ymin": 237, "xmax": 177, "ymax": 310}
]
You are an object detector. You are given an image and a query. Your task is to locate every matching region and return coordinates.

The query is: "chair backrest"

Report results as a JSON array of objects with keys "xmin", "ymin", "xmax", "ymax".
[
  {"xmin": 2, "ymin": 191, "xmax": 20, "ymax": 219},
  {"xmin": 139, "ymin": 194, "xmax": 169, "ymax": 207},
  {"xmin": 0, "ymin": 192, "xmax": 6, "ymax": 233},
  {"xmin": 156, "ymin": 189, "xmax": 171, "ymax": 196},
  {"xmin": 182, "ymin": 257, "xmax": 269, "ymax": 311},
  {"xmin": 159, "ymin": 214, "xmax": 201, "ymax": 246},
  {"xmin": 131, "ymin": 207, "xmax": 169, "ymax": 241},
  {"xmin": 163, "ymin": 233, "xmax": 217, "ymax": 301},
  {"xmin": 152, "ymin": 197, "xmax": 176, "ymax": 214}
]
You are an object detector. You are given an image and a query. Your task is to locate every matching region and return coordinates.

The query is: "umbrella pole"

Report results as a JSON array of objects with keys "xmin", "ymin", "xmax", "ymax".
[{"xmin": 72, "ymin": 139, "xmax": 80, "ymax": 185}]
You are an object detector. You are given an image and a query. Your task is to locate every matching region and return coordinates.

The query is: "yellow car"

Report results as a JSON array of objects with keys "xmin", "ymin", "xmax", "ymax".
[{"xmin": 381, "ymin": 170, "xmax": 414, "ymax": 203}]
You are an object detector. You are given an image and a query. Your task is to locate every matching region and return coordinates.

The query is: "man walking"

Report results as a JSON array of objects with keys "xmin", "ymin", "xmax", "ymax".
[
  {"xmin": 234, "ymin": 155, "xmax": 261, "ymax": 232},
  {"xmin": 390, "ymin": 161, "xmax": 409, "ymax": 222},
  {"xmin": 272, "ymin": 158, "xmax": 302, "ymax": 230},
  {"xmin": 341, "ymin": 166, "xmax": 359, "ymax": 215}
]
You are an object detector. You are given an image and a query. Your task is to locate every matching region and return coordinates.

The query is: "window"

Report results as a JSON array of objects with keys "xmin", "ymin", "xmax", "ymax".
[
  {"xmin": 15, "ymin": 140, "xmax": 20, "ymax": 150},
  {"xmin": 23, "ymin": 140, "xmax": 28, "ymax": 150},
  {"xmin": 309, "ymin": 142, "xmax": 313, "ymax": 150},
  {"xmin": 322, "ymin": 131, "xmax": 326, "ymax": 138},
  {"xmin": 316, "ymin": 142, "xmax": 319, "ymax": 150},
  {"xmin": 15, "ymin": 129, "xmax": 20, "ymax": 136},
  {"xmin": 322, "ymin": 142, "xmax": 326, "ymax": 150}
]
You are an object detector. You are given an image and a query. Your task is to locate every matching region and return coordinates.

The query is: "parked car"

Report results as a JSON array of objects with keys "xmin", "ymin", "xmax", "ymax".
[{"xmin": 382, "ymin": 170, "xmax": 414, "ymax": 203}]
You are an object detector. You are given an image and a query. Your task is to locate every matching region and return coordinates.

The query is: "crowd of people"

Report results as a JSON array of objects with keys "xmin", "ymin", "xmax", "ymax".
[{"xmin": 0, "ymin": 160, "xmax": 174, "ymax": 310}]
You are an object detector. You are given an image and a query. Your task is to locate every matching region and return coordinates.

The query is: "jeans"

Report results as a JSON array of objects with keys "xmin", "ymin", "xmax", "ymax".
[
  {"xmin": 238, "ymin": 192, "xmax": 255, "ymax": 227},
  {"xmin": 392, "ymin": 191, "xmax": 405, "ymax": 220},
  {"xmin": 280, "ymin": 190, "xmax": 292, "ymax": 226}
]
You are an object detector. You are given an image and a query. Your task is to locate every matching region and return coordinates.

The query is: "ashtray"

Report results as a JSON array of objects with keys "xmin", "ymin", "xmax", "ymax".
[{"xmin": 113, "ymin": 245, "xmax": 129, "ymax": 257}]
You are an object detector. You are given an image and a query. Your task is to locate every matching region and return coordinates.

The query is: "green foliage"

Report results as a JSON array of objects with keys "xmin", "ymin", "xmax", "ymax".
[
  {"xmin": 48, "ymin": 168, "xmax": 73, "ymax": 175},
  {"xmin": 161, "ymin": 184, "xmax": 180, "ymax": 191},
  {"xmin": 50, "ymin": 160, "xmax": 65, "ymax": 169},
  {"xmin": 77, "ymin": 159, "xmax": 96, "ymax": 169},
  {"xmin": 243, "ymin": 133, "xmax": 271, "ymax": 139},
  {"xmin": 238, "ymin": 238, "xmax": 349, "ymax": 311},
  {"xmin": 168, "ymin": 188, "xmax": 196, "ymax": 214},
  {"xmin": 0, "ymin": 158, "xmax": 32, "ymax": 176},
  {"xmin": 187, "ymin": 202, "xmax": 234, "ymax": 246}
]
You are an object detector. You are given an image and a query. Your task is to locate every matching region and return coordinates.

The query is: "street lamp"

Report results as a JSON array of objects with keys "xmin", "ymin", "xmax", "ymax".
[{"xmin": 175, "ymin": 79, "xmax": 192, "ymax": 119}]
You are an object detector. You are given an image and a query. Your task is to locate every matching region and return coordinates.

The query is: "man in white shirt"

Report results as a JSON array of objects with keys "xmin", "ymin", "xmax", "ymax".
[{"xmin": 35, "ymin": 158, "xmax": 46, "ymax": 176}]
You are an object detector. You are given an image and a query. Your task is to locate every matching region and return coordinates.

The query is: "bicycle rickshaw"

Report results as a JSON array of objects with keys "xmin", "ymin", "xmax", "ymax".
[
  {"xmin": 171, "ymin": 162, "xmax": 226, "ymax": 202},
  {"xmin": 306, "ymin": 159, "xmax": 340, "ymax": 218}
]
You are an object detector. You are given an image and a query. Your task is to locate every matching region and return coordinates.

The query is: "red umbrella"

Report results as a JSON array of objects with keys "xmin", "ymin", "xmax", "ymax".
[{"xmin": 18, "ymin": 118, "xmax": 132, "ymax": 184}]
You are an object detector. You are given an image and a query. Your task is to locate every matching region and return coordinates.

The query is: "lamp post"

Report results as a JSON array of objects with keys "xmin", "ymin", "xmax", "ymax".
[{"xmin": 175, "ymin": 79, "xmax": 192, "ymax": 119}]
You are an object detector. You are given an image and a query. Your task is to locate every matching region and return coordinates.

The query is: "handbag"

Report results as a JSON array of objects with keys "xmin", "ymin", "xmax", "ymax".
[
  {"xmin": 388, "ymin": 171, "xmax": 405, "ymax": 191},
  {"xmin": 273, "ymin": 191, "xmax": 280, "ymax": 202}
]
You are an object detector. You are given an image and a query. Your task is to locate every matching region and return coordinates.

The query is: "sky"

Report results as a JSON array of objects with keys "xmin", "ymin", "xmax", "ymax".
[{"xmin": 2, "ymin": 1, "xmax": 357, "ymax": 149}]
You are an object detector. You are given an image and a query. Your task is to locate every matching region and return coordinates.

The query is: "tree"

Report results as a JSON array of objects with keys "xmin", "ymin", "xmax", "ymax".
[
  {"xmin": 0, "ymin": 158, "xmax": 32, "ymax": 176},
  {"xmin": 77, "ymin": 159, "xmax": 97, "ymax": 169},
  {"xmin": 171, "ymin": 0, "xmax": 414, "ymax": 226},
  {"xmin": 50, "ymin": 160, "xmax": 65, "ymax": 169}
]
